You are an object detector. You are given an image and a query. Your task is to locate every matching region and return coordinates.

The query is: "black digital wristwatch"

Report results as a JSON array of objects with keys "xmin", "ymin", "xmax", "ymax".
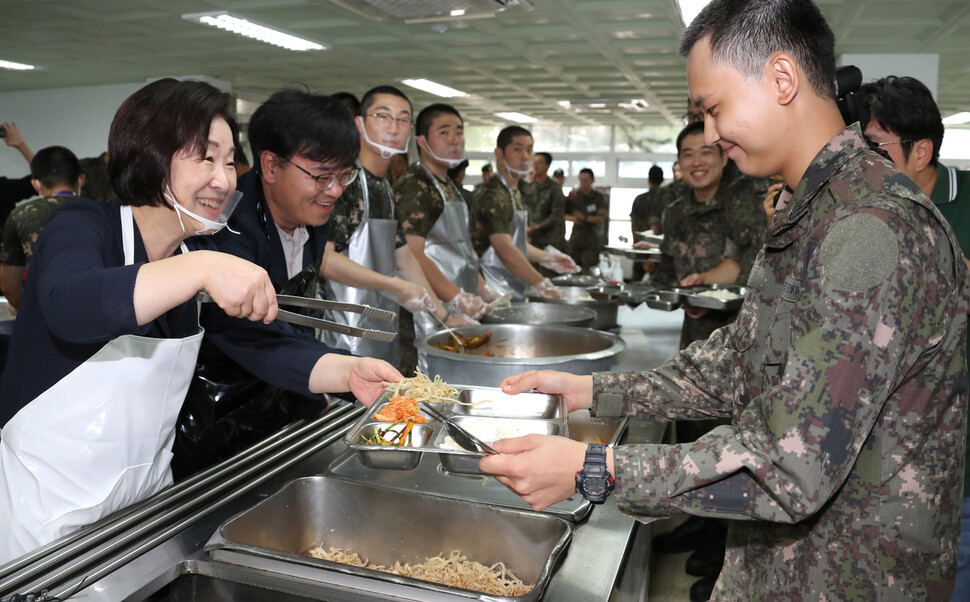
[{"xmin": 575, "ymin": 443, "xmax": 615, "ymax": 504}]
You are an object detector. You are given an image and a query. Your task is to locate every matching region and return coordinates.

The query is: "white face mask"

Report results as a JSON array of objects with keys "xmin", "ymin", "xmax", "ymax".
[
  {"xmin": 360, "ymin": 123, "xmax": 409, "ymax": 159},
  {"xmin": 420, "ymin": 137, "xmax": 465, "ymax": 168},
  {"xmin": 501, "ymin": 152, "xmax": 532, "ymax": 178},
  {"xmin": 164, "ymin": 186, "xmax": 242, "ymax": 236}
]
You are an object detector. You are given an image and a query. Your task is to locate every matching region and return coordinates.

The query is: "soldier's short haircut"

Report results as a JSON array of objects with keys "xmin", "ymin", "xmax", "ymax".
[
  {"xmin": 579, "ymin": 168, "xmax": 594, "ymax": 179},
  {"xmin": 648, "ymin": 165, "xmax": 664, "ymax": 185},
  {"xmin": 109, "ymin": 78, "xmax": 239, "ymax": 208},
  {"xmin": 679, "ymin": 0, "xmax": 836, "ymax": 100},
  {"xmin": 415, "ymin": 104, "xmax": 463, "ymax": 139},
  {"xmin": 249, "ymin": 89, "xmax": 359, "ymax": 171},
  {"xmin": 359, "ymin": 85, "xmax": 412, "ymax": 117},
  {"xmin": 858, "ymin": 76, "xmax": 944, "ymax": 168},
  {"xmin": 535, "ymin": 152, "xmax": 553, "ymax": 165},
  {"xmin": 675, "ymin": 121, "xmax": 723, "ymax": 155},
  {"xmin": 31, "ymin": 146, "xmax": 81, "ymax": 190},
  {"xmin": 496, "ymin": 126, "xmax": 533, "ymax": 151}
]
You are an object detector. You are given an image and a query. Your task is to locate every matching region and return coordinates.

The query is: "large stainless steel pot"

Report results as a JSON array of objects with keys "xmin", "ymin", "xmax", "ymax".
[
  {"xmin": 417, "ymin": 324, "xmax": 625, "ymax": 387},
  {"xmin": 483, "ymin": 302, "xmax": 597, "ymax": 328},
  {"xmin": 527, "ymin": 286, "xmax": 620, "ymax": 330}
]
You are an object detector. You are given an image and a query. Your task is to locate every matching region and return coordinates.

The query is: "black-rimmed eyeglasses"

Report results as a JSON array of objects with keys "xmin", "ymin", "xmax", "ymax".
[{"xmin": 284, "ymin": 159, "xmax": 359, "ymax": 191}]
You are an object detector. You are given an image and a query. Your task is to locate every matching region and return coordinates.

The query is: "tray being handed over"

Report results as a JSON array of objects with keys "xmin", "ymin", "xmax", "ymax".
[{"xmin": 344, "ymin": 385, "xmax": 568, "ymax": 475}]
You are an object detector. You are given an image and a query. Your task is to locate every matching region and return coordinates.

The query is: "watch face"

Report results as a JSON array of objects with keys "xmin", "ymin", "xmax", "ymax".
[{"xmin": 584, "ymin": 476, "xmax": 607, "ymax": 495}]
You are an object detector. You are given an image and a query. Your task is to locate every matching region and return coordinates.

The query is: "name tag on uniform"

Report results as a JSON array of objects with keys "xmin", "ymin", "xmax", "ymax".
[{"xmin": 586, "ymin": 203, "xmax": 597, "ymax": 213}]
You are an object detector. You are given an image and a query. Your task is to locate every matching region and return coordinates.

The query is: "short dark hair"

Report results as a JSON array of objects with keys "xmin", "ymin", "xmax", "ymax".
[
  {"xmin": 679, "ymin": 0, "xmax": 836, "ymax": 99},
  {"xmin": 415, "ymin": 103, "xmax": 462, "ymax": 138},
  {"xmin": 331, "ymin": 91, "xmax": 360, "ymax": 115},
  {"xmin": 859, "ymin": 76, "xmax": 944, "ymax": 167},
  {"xmin": 553, "ymin": 168, "xmax": 565, "ymax": 177},
  {"xmin": 108, "ymin": 78, "xmax": 238, "ymax": 207},
  {"xmin": 31, "ymin": 146, "xmax": 81, "ymax": 190},
  {"xmin": 249, "ymin": 89, "xmax": 359, "ymax": 170},
  {"xmin": 535, "ymin": 152, "xmax": 552, "ymax": 165},
  {"xmin": 579, "ymin": 168, "xmax": 594, "ymax": 179},
  {"xmin": 676, "ymin": 121, "xmax": 720, "ymax": 155},
  {"xmin": 648, "ymin": 165, "xmax": 664, "ymax": 185},
  {"xmin": 482, "ymin": 164, "xmax": 493, "ymax": 174},
  {"xmin": 359, "ymin": 85, "xmax": 412, "ymax": 117},
  {"xmin": 496, "ymin": 126, "xmax": 532, "ymax": 151}
]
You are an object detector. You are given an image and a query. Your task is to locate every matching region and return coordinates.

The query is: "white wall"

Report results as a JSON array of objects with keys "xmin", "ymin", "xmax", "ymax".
[{"xmin": 0, "ymin": 82, "xmax": 145, "ymax": 177}]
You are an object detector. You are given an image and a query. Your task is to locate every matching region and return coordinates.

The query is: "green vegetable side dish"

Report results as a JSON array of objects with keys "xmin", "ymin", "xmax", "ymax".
[{"xmin": 360, "ymin": 419, "xmax": 416, "ymax": 447}]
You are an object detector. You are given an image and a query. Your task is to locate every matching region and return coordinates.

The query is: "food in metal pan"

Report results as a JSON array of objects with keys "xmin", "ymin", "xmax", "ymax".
[
  {"xmin": 372, "ymin": 396, "xmax": 427, "ymax": 423},
  {"xmin": 432, "ymin": 331, "xmax": 492, "ymax": 353},
  {"xmin": 360, "ymin": 420, "xmax": 419, "ymax": 447},
  {"xmin": 694, "ymin": 289, "xmax": 742, "ymax": 300},
  {"xmin": 307, "ymin": 547, "xmax": 532, "ymax": 595},
  {"xmin": 383, "ymin": 368, "xmax": 459, "ymax": 404},
  {"xmin": 438, "ymin": 418, "xmax": 550, "ymax": 451}
]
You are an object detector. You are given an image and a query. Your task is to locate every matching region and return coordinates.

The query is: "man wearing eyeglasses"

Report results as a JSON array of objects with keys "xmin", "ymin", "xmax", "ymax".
[
  {"xmin": 326, "ymin": 85, "xmax": 469, "ymax": 371},
  {"xmin": 859, "ymin": 74, "xmax": 970, "ymax": 599},
  {"xmin": 170, "ymin": 90, "xmax": 405, "ymax": 479}
]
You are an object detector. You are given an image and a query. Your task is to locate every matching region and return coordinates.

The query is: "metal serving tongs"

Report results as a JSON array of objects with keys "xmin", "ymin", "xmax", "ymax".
[
  {"xmin": 196, "ymin": 291, "xmax": 397, "ymax": 342},
  {"xmin": 420, "ymin": 401, "xmax": 500, "ymax": 456}
]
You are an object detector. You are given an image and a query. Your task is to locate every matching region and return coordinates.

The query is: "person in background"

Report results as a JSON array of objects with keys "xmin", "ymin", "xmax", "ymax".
[
  {"xmin": 326, "ymin": 85, "xmax": 466, "ymax": 373},
  {"xmin": 525, "ymin": 152, "xmax": 568, "ymax": 279},
  {"xmin": 0, "ymin": 146, "xmax": 85, "ymax": 312},
  {"xmin": 551, "ymin": 168, "xmax": 566, "ymax": 188},
  {"xmin": 480, "ymin": 0, "xmax": 968, "ymax": 599},
  {"xmin": 565, "ymin": 168, "xmax": 607, "ymax": 273},
  {"xmin": 472, "ymin": 163, "xmax": 493, "ymax": 196},
  {"xmin": 331, "ymin": 91, "xmax": 360, "ymax": 116},
  {"xmin": 0, "ymin": 79, "xmax": 275, "ymax": 561},
  {"xmin": 174, "ymin": 89, "xmax": 404, "ymax": 479},
  {"xmin": 387, "ymin": 152, "xmax": 409, "ymax": 184},
  {"xmin": 233, "ymin": 147, "xmax": 251, "ymax": 177},
  {"xmin": 470, "ymin": 126, "xmax": 575, "ymax": 300},
  {"xmin": 78, "ymin": 152, "xmax": 115, "ymax": 202},
  {"xmin": 630, "ymin": 165, "xmax": 665, "ymax": 281},
  {"xmin": 0, "ymin": 123, "xmax": 37, "ymax": 227},
  {"xmin": 394, "ymin": 103, "xmax": 491, "ymax": 319},
  {"xmin": 858, "ymin": 73, "xmax": 970, "ymax": 600},
  {"xmin": 447, "ymin": 159, "xmax": 475, "ymax": 203}
]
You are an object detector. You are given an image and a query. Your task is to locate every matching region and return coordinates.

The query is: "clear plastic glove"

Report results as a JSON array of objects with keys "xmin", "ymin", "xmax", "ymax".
[
  {"xmin": 394, "ymin": 278, "xmax": 436, "ymax": 313},
  {"xmin": 478, "ymin": 280, "xmax": 502, "ymax": 303},
  {"xmin": 446, "ymin": 313, "xmax": 479, "ymax": 327},
  {"xmin": 489, "ymin": 292, "xmax": 513, "ymax": 310},
  {"xmin": 446, "ymin": 289, "xmax": 489, "ymax": 320},
  {"xmin": 538, "ymin": 246, "xmax": 580, "ymax": 274},
  {"xmin": 534, "ymin": 278, "xmax": 561, "ymax": 299}
]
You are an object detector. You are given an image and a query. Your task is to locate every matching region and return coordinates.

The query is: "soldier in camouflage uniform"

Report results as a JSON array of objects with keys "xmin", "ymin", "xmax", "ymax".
[
  {"xmin": 0, "ymin": 145, "xmax": 83, "ymax": 311},
  {"xmin": 393, "ymin": 103, "xmax": 492, "ymax": 319},
  {"xmin": 482, "ymin": 1, "xmax": 969, "ymax": 599},
  {"xmin": 470, "ymin": 127, "xmax": 574, "ymax": 299},
  {"xmin": 526, "ymin": 152, "xmax": 567, "ymax": 252},
  {"xmin": 566, "ymin": 168, "xmax": 608, "ymax": 273}
]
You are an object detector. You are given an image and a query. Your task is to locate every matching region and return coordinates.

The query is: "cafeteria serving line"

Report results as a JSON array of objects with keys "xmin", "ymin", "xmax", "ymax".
[{"xmin": 0, "ymin": 303, "xmax": 681, "ymax": 601}]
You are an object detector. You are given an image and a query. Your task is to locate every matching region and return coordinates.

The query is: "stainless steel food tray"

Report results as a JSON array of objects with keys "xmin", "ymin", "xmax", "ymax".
[
  {"xmin": 604, "ymin": 245, "xmax": 663, "ymax": 259},
  {"xmin": 205, "ymin": 476, "xmax": 572, "ymax": 602},
  {"xmin": 672, "ymin": 284, "xmax": 750, "ymax": 311},
  {"xmin": 343, "ymin": 385, "xmax": 568, "ymax": 475}
]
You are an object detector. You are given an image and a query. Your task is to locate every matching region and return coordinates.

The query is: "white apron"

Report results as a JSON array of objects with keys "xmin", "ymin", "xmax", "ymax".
[
  {"xmin": 322, "ymin": 166, "xmax": 400, "ymax": 363},
  {"xmin": 0, "ymin": 205, "xmax": 203, "ymax": 563},
  {"xmin": 480, "ymin": 173, "xmax": 531, "ymax": 300},
  {"xmin": 419, "ymin": 163, "xmax": 480, "ymax": 294}
]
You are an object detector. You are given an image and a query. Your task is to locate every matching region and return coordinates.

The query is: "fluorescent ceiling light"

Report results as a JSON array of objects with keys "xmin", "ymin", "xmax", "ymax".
[
  {"xmin": 450, "ymin": 9, "xmax": 466, "ymax": 17},
  {"xmin": 400, "ymin": 78, "xmax": 468, "ymax": 98},
  {"xmin": 496, "ymin": 112, "xmax": 538, "ymax": 124},
  {"xmin": 942, "ymin": 111, "xmax": 970, "ymax": 125},
  {"xmin": 182, "ymin": 12, "xmax": 326, "ymax": 52},
  {"xmin": 675, "ymin": 0, "xmax": 713, "ymax": 27},
  {"xmin": 0, "ymin": 59, "xmax": 36, "ymax": 71}
]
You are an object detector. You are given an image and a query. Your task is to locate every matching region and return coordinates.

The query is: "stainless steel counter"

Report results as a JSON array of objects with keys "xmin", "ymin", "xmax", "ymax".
[{"xmin": 1, "ymin": 304, "xmax": 680, "ymax": 602}]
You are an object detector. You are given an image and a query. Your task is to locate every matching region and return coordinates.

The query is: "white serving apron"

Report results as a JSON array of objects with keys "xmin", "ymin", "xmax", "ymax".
[
  {"xmin": 0, "ymin": 205, "xmax": 203, "ymax": 563},
  {"xmin": 418, "ymin": 163, "xmax": 481, "ymax": 294},
  {"xmin": 480, "ymin": 173, "xmax": 531, "ymax": 300},
  {"xmin": 322, "ymin": 166, "xmax": 400, "ymax": 363}
]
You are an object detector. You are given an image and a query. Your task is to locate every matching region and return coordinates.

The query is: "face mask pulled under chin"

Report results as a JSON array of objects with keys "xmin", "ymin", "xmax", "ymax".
[
  {"xmin": 165, "ymin": 187, "xmax": 243, "ymax": 236},
  {"xmin": 501, "ymin": 153, "xmax": 531, "ymax": 178},
  {"xmin": 361, "ymin": 125, "xmax": 408, "ymax": 159},
  {"xmin": 420, "ymin": 137, "xmax": 465, "ymax": 168}
]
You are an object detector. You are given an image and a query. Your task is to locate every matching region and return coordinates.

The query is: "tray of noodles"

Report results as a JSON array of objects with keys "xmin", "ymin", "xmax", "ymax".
[
  {"xmin": 205, "ymin": 475, "xmax": 571, "ymax": 601},
  {"xmin": 343, "ymin": 370, "xmax": 568, "ymax": 475}
]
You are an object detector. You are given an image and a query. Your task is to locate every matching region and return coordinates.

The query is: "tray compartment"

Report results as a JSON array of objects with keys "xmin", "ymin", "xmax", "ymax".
[
  {"xmin": 450, "ymin": 388, "xmax": 562, "ymax": 419},
  {"xmin": 436, "ymin": 416, "xmax": 561, "ymax": 475}
]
